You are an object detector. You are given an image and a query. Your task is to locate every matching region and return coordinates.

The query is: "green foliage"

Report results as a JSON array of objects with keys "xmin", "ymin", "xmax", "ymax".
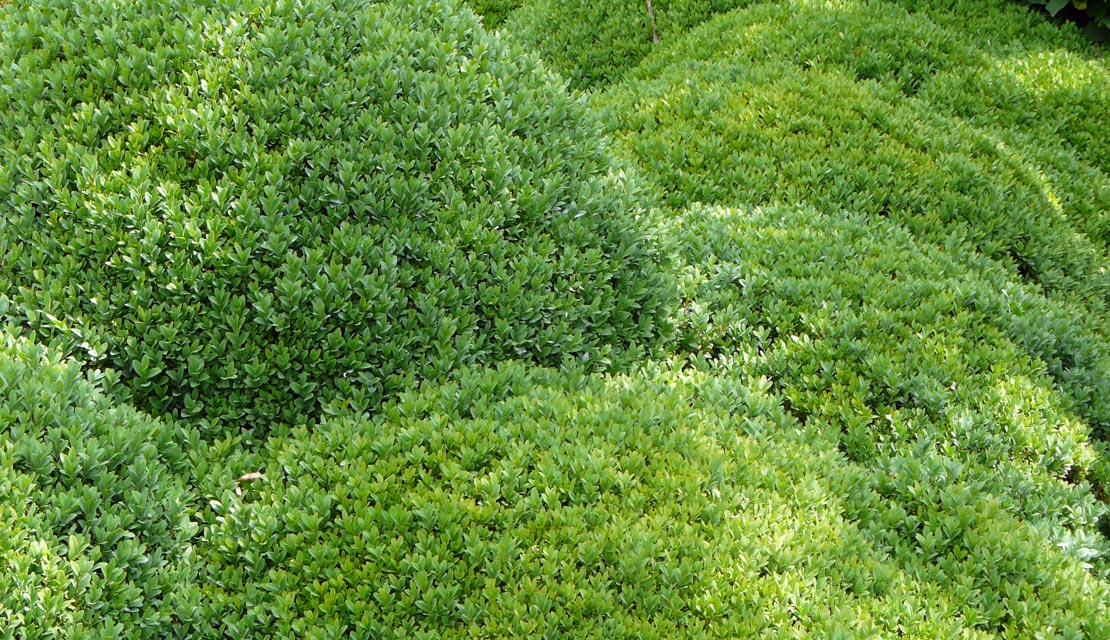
[
  {"xmin": 2, "ymin": 0, "xmax": 1108, "ymax": 635},
  {"xmin": 467, "ymin": 0, "xmax": 524, "ymax": 26},
  {"xmin": 0, "ymin": 0, "xmax": 670, "ymax": 439},
  {"xmin": 197, "ymin": 363, "xmax": 1110, "ymax": 638},
  {"xmin": 891, "ymin": 0, "xmax": 1107, "ymax": 172},
  {"xmin": 0, "ymin": 331, "xmax": 199, "ymax": 639},
  {"xmin": 600, "ymin": 0, "xmax": 1110, "ymax": 295},
  {"xmin": 502, "ymin": 0, "xmax": 755, "ymax": 90},
  {"xmin": 600, "ymin": 0, "xmax": 1110, "ymax": 441},
  {"xmin": 898, "ymin": 0, "xmax": 1110, "ymax": 39},
  {"xmin": 671, "ymin": 205, "xmax": 1109, "ymax": 532}
]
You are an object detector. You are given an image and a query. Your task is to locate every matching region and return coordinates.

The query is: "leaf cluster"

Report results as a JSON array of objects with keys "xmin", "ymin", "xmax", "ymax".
[
  {"xmin": 0, "ymin": 332, "xmax": 199, "ymax": 640},
  {"xmin": 467, "ymin": 0, "xmax": 525, "ymax": 26},
  {"xmin": 0, "ymin": 0, "xmax": 671, "ymax": 440},
  {"xmin": 1024, "ymin": 0, "xmax": 1109, "ymax": 40},
  {"xmin": 197, "ymin": 363, "xmax": 1110, "ymax": 638}
]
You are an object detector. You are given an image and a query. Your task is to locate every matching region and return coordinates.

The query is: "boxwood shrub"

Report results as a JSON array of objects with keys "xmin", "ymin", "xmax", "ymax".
[
  {"xmin": 669, "ymin": 204, "xmax": 1110, "ymax": 571},
  {"xmin": 600, "ymin": 0, "xmax": 1110, "ymax": 294},
  {"xmin": 0, "ymin": 331, "xmax": 199, "ymax": 639},
  {"xmin": 195, "ymin": 362, "xmax": 1110, "ymax": 638},
  {"xmin": 893, "ymin": 0, "xmax": 1109, "ymax": 43},
  {"xmin": 889, "ymin": 0, "xmax": 1109, "ymax": 173},
  {"xmin": 502, "ymin": 0, "xmax": 756, "ymax": 90},
  {"xmin": 0, "ymin": 0, "xmax": 670, "ymax": 439},
  {"xmin": 601, "ymin": 0, "xmax": 1110, "ymax": 447}
]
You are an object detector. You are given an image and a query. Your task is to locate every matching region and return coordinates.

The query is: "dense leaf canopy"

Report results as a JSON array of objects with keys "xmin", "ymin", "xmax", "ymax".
[
  {"xmin": 0, "ymin": 0, "xmax": 669, "ymax": 439},
  {"xmin": 1, "ymin": 0, "xmax": 1108, "ymax": 637}
]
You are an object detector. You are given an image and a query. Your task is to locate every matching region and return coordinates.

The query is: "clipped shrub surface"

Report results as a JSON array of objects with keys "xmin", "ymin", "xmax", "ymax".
[
  {"xmin": 468, "ymin": 0, "xmax": 524, "ymax": 26},
  {"xmin": 196, "ymin": 363, "xmax": 1110, "ymax": 638},
  {"xmin": 600, "ymin": 0, "xmax": 1110, "ymax": 439},
  {"xmin": 0, "ymin": 331, "xmax": 199, "ymax": 639},
  {"xmin": 672, "ymin": 205, "xmax": 1110, "ymax": 537},
  {"xmin": 889, "ymin": 0, "xmax": 1109, "ymax": 171},
  {"xmin": 2, "ymin": 0, "xmax": 1108, "ymax": 635},
  {"xmin": 601, "ymin": 0, "xmax": 1110, "ymax": 293},
  {"xmin": 502, "ymin": 0, "xmax": 757, "ymax": 90},
  {"xmin": 0, "ymin": 0, "xmax": 669, "ymax": 439}
]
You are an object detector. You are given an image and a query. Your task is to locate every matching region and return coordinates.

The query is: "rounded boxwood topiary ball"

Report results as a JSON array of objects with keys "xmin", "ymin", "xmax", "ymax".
[{"xmin": 0, "ymin": 0, "xmax": 670, "ymax": 437}]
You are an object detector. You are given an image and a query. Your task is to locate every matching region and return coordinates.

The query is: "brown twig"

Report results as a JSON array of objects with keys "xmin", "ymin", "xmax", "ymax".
[
  {"xmin": 645, "ymin": 0, "xmax": 659, "ymax": 44},
  {"xmin": 235, "ymin": 471, "xmax": 265, "ymax": 496}
]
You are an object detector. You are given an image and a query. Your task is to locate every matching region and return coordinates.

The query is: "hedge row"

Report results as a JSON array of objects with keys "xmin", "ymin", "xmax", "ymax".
[
  {"xmin": 194, "ymin": 362, "xmax": 1110, "ymax": 638},
  {"xmin": 2, "ymin": 0, "xmax": 1107, "ymax": 636},
  {"xmin": 599, "ymin": 0, "xmax": 1110, "ymax": 435},
  {"xmin": 0, "ymin": 331, "xmax": 199, "ymax": 639},
  {"xmin": 0, "ymin": 0, "xmax": 670, "ymax": 441},
  {"xmin": 498, "ymin": 0, "xmax": 756, "ymax": 90},
  {"xmin": 671, "ymin": 205, "xmax": 1109, "ymax": 537},
  {"xmin": 4, "ymin": 341, "xmax": 1106, "ymax": 638},
  {"xmin": 600, "ymin": 0, "xmax": 1109, "ymax": 290}
]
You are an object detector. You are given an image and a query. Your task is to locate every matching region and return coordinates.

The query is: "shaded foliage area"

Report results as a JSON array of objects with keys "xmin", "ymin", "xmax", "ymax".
[
  {"xmin": 499, "ymin": 0, "xmax": 756, "ymax": 90},
  {"xmin": 468, "ymin": 0, "xmax": 523, "ymax": 26}
]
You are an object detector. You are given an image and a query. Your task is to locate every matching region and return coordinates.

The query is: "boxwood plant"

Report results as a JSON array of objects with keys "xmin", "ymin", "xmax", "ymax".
[
  {"xmin": 599, "ymin": 0, "xmax": 1110, "ymax": 434},
  {"xmin": 0, "ymin": 0, "xmax": 670, "ymax": 440},
  {"xmin": 599, "ymin": 0, "xmax": 1109, "ymax": 298},
  {"xmin": 2, "ymin": 0, "xmax": 1109, "ymax": 636},
  {"xmin": 196, "ymin": 362, "xmax": 1110, "ymax": 638},
  {"xmin": 501, "ymin": 0, "xmax": 757, "ymax": 90},
  {"xmin": 0, "ymin": 330, "xmax": 199, "ymax": 639},
  {"xmin": 670, "ymin": 205, "xmax": 1110, "ymax": 546}
]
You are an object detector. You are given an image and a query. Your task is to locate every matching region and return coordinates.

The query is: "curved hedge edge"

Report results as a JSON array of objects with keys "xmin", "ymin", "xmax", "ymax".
[
  {"xmin": 0, "ymin": 328, "xmax": 203, "ymax": 638},
  {"xmin": 191, "ymin": 361, "xmax": 1110, "ymax": 638},
  {"xmin": 0, "ymin": 0, "xmax": 673, "ymax": 440}
]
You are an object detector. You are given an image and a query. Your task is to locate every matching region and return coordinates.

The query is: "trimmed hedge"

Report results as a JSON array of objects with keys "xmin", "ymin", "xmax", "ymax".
[
  {"xmin": 599, "ymin": 0, "xmax": 1110, "ymax": 438},
  {"xmin": 502, "ymin": 0, "xmax": 755, "ymax": 90},
  {"xmin": 671, "ymin": 205, "xmax": 1110, "ymax": 528},
  {"xmin": 3, "ymin": 0, "xmax": 1107, "ymax": 635},
  {"xmin": 468, "ymin": 0, "xmax": 524, "ymax": 26},
  {"xmin": 600, "ymin": 0, "xmax": 1110, "ymax": 293},
  {"xmin": 195, "ymin": 363, "xmax": 1110, "ymax": 638},
  {"xmin": 889, "ymin": 0, "xmax": 1109, "ymax": 168},
  {"xmin": 0, "ymin": 331, "xmax": 199, "ymax": 639},
  {"xmin": 0, "ymin": 0, "xmax": 670, "ymax": 439}
]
